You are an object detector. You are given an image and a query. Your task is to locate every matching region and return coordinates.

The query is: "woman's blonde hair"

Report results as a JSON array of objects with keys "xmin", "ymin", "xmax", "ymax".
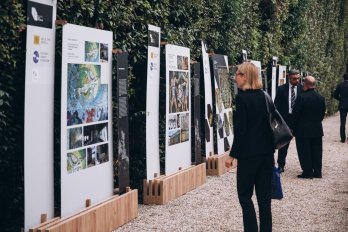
[{"xmin": 237, "ymin": 62, "xmax": 263, "ymax": 90}]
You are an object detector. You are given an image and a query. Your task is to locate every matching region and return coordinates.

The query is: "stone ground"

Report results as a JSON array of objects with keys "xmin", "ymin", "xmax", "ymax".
[{"xmin": 115, "ymin": 113, "xmax": 348, "ymax": 232}]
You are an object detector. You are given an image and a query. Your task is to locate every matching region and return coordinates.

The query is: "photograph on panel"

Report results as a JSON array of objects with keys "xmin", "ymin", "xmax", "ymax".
[
  {"xmin": 148, "ymin": 30, "xmax": 159, "ymax": 47},
  {"xmin": 169, "ymin": 71, "xmax": 179, "ymax": 113},
  {"xmin": 224, "ymin": 137, "xmax": 230, "ymax": 151},
  {"xmin": 180, "ymin": 72, "xmax": 189, "ymax": 112},
  {"xmin": 83, "ymin": 122, "xmax": 108, "ymax": 146},
  {"xmin": 218, "ymin": 114, "xmax": 224, "ymax": 139},
  {"xmin": 215, "ymin": 88, "xmax": 224, "ymax": 113},
  {"xmin": 195, "ymin": 118, "xmax": 201, "ymax": 144},
  {"xmin": 67, "ymin": 63, "xmax": 108, "ymax": 126},
  {"xmin": 168, "ymin": 128, "xmax": 181, "ymax": 146},
  {"xmin": 67, "ymin": 127, "xmax": 83, "ymax": 150},
  {"xmin": 96, "ymin": 143, "xmax": 109, "ymax": 164},
  {"xmin": 100, "ymin": 43, "xmax": 109, "ymax": 63},
  {"xmin": 180, "ymin": 113, "xmax": 190, "ymax": 143},
  {"xmin": 218, "ymin": 68, "xmax": 232, "ymax": 109},
  {"xmin": 205, "ymin": 119, "xmax": 211, "ymax": 142},
  {"xmin": 87, "ymin": 146, "xmax": 98, "ymax": 167},
  {"xmin": 224, "ymin": 113, "xmax": 230, "ymax": 136},
  {"xmin": 67, "ymin": 149, "xmax": 87, "ymax": 174},
  {"xmin": 228, "ymin": 111, "xmax": 234, "ymax": 131},
  {"xmin": 168, "ymin": 114, "xmax": 180, "ymax": 130},
  {"xmin": 177, "ymin": 55, "xmax": 189, "ymax": 70},
  {"xmin": 169, "ymin": 71, "xmax": 189, "ymax": 113},
  {"xmin": 118, "ymin": 128, "xmax": 128, "ymax": 163},
  {"xmin": 85, "ymin": 41, "xmax": 99, "ymax": 62},
  {"xmin": 279, "ymin": 70, "xmax": 286, "ymax": 85},
  {"xmin": 207, "ymin": 104, "xmax": 213, "ymax": 126}
]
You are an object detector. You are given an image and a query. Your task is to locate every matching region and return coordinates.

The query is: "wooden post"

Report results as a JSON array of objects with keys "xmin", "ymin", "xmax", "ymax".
[
  {"xmin": 38, "ymin": 190, "xmax": 138, "ymax": 232},
  {"xmin": 143, "ymin": 164, "xmax": 206, "ymax": 204},
  {"xmin": 85, "ymin": 199, "xmax": 91, "ymax": 207},
  {"xmin": 55, "ymin": 19, "xmax": 67, "ymax": 25},
  {"xmin": 40, "ymin": 214, "xmax": 47, "ymax": 223},
  {"xmin": 112, "ymin": 48, "xmax": 123, "ymax": 54},
  {"xmin": 40, "ymin": 213, "xmax": 47, "ymax": 223}
]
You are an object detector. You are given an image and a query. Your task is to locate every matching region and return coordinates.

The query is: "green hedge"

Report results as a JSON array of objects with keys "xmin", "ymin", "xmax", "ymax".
[{"xmin": 1, "ymin": 0, "xmax": 347, "ymax": 231}]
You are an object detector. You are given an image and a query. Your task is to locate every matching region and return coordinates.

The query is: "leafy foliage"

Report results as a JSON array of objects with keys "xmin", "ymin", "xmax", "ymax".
[{"xmin": 1, "ymin": 0, "xmax": 347, "ymax": 231}]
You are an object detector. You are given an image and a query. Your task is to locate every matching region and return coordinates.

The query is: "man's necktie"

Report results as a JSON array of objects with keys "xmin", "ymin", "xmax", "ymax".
[{"xmin": 291, "ymin": 85, "xmax": 295, "ymax": 111}]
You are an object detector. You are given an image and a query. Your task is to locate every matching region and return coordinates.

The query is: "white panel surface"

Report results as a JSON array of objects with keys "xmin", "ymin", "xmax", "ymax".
[
  {"xmin": 146, "ymin": 25, "xmax": 161, "ymax": 180},
  {"xmin": 201, "ymin": 41, "xmax": 214, "ymax": 157},
  {"xmin": 212, "ymin": 55, "xmax": 233, "ymax": 155},
  {"xmin": 24, "ymin": 1, "xmax": 56, "ymax": 231},
  {"xmin": 61, "ymin": 24, "xmax": 113, "ymax": 217},
  {"xmin": 278, "ymin": 65, "xmax": 287, "ymax": 86},
  {"xmin": 271, "ymin": 67, "xmax": 277, "ymax": 101},
  {"xmin": 165, "ymin": 44, "xmax": 191, "ymax": 175}
]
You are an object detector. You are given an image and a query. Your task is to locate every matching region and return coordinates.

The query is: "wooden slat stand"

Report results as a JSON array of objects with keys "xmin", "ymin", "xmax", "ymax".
[
  {"xmin": 206, "ymin": 152, "xmax": 230, "ymax": 176},
  {"xmin": 143, "ymin": 163, "xmax": 206, "ymax": 204},
  {"xmin": 30, "ymin": 189, "xmax": 138, "ymax": 232}
]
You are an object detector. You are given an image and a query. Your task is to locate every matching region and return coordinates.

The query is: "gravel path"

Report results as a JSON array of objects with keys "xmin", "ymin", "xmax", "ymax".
[{"xmin": 115, "ymin": 114, "xmax": 348, "ymax": 232}]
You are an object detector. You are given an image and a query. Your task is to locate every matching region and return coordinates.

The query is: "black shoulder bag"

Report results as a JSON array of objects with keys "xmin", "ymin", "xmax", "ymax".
[{"xmin": 263, "ymin": 91, "xmax": 293, "ymax": 149}]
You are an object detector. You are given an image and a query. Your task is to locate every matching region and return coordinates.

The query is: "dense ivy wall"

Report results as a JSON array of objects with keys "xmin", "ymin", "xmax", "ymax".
[{"xmin": 1, "ymin": 0, "xmax": 347, "ymax": 231}]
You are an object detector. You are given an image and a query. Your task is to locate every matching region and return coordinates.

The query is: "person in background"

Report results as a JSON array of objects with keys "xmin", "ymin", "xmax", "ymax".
[
  {"xmin": 225, "ymin": 62, "xmax": 275, "ymax": 232},
  {"xmin": 333, "ymin": 73, "xmax": 348, "ymax": 143},
  {"xmin": 290, "ymin": 76, "xmax": 326, "ymax": 178},
  {"xmin": 274, "ymin": 69, "xmax": 303, "ymax": 173}
]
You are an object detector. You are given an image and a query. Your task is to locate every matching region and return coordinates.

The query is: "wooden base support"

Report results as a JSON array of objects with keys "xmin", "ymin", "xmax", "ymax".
[
  {"xmin": 29, "ymin": 217, "xmax": 60, "ymax": 232},
  {"xmin": 206, "ymin": 152, "xmax": 230, "ymax": 176},
  {"xmin": 29, "ymin": 189, "xmax": 138, "ymax": 232},
  {"xmin": 143, "ymin": 163, "xmax": 206, "ymax": 205}
]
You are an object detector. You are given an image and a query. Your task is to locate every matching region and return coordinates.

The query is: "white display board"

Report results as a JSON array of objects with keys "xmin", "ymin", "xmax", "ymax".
[
  {"xmin": 212, "ymin": 55, "xmax": 234, "ymax": 155},
  {"xmin": 201, "ymin": 41, "xmax": 214, "ymax": 158},
  {"xmin": 250, "ymin": 60, "xmax": 262, "ymax": 79},
  {"xmin": 278, "ymin": 65, "xmax": 287, "ymax": 86},
  {"xmin": 24, "ymin": 0, "xmax": 56, "ymax": 231},
  {"xmin": 271, "ymin": 66, "xmax": 277, "ymax": 101},
  {"xmin": 61, "ymin": 24, "xmax": 113, "ymax": 217},
  {"xmin": 146, "ymin": 25, "xmax": 161, "ymax": 180},
  {"xmin": 165, "ymin": 44, "xmax": 191, "ymax": 175}
]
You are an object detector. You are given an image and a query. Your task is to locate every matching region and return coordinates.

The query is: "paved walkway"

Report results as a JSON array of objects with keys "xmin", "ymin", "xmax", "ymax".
[{"xmin": 116, "ymin": 114, "xmax": 348, "ymax": 232}]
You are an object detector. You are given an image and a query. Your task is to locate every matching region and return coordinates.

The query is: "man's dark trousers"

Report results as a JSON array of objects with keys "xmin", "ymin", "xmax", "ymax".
[
  {"xmin": 340, "ymin": 110, "xmax": 347, "ymax": 142},
  {"xmin": 277, "ymin": 113, "xmax": 291, "ymax": 168},
  {"xmin": 295, "ymin": 137, "xmax": 323, "ymax": 176}
]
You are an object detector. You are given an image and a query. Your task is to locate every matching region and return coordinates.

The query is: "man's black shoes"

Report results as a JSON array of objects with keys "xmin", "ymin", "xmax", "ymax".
[
  {"xmin": 313, "ymin": 173, "xmax": 322, "ymax": 178},
  {"xmin": 297, "ymin": 174, "xmax": 313, "ymax": 179}
]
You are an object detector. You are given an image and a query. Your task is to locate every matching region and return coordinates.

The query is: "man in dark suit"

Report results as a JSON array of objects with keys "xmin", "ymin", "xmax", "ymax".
[
  {"xmin": 290, "ymin": 76, "xmax": 326, "ymax": 178},
  {"xmin": 274, "ymin": 69, "xmax": 303, "ymax": 173},
  {"xmin": 333, "ymin": 73, "xmax": 348, "ymax": 143}
]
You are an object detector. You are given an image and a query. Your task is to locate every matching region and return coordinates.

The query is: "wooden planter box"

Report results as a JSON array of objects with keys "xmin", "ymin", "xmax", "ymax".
[
  {"xmin": 29, "ymin": 189, "xmax": 138, "ymax": 232},
  {"xmin": 143, "ymin": 163, "xmax": 206, "ymax": 205},
  {"xmin": 206, "ymin": 153, "xmax": 230, "ymax": 176}
]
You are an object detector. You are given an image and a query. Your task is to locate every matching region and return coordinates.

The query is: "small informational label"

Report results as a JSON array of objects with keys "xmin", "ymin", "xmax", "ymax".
[{"xmin": 32, "ymin": 69, "xmax": 39, "ymax": 82}]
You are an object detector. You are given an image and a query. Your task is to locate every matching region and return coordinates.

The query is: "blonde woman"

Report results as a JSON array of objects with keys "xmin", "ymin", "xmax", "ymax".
[{"xmin": 226, "ymin": 62, "xmax": 275, "ymax": 232}]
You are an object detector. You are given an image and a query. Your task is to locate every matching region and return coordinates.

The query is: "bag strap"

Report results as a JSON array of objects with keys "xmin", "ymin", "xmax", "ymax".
[{"xmin": 263, "ymin": 90, "xmax": 273, "ymax": 113}]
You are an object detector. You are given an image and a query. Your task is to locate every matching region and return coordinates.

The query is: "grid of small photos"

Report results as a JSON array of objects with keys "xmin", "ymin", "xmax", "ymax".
[
  {"xmin": 66, "ymin": 41, "xmax": 110, "ymax": 174},
  {"xmin": 168, "ymin": 55, "xmax": 190, "ymax": 146}
]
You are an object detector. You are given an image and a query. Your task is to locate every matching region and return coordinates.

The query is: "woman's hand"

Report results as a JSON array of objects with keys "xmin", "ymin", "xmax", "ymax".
[{"xmin": 225, "ymin": 156, "xmax": 237, "ymax": 169}]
